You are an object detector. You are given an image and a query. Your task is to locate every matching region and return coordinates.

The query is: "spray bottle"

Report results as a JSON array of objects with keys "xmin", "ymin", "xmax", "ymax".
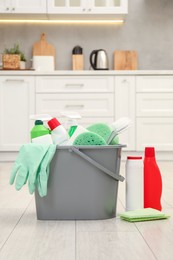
[{"xmin": 61, "ymin": 112, "xmax": 89, "ymax": 145}]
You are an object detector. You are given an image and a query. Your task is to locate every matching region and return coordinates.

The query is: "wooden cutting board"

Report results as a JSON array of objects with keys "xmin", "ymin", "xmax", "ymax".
[
  {"xmin": 114, "ymin": 51, "xmax": 138, "ymax": 70},
  {"xmin": 33, "ymin": 33, "xmax": 56, "ymax": 59}
]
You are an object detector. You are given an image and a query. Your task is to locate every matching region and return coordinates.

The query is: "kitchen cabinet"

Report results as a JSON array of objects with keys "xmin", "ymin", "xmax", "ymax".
[
  {"xmin": 0, "ymin": 0, "xmax": 47, "ymax": 14},
  {"xmin": 48, "ymin": 0, "xmax": 127, "ymax": 16},
  {"xmin": 89, "ymin": 0, "xmax": 128, "ymax": 14},
  {"xmin": 115, "ymin": 76, "xmax": 136, "ymax": 151},
  {"xmin": 48, "ymin": 0, "xmax": 83, "ymax": 14},
  {"xmin": 0, "ymin": 76, "xmax": 35, "ymax": 151},
  {"xmin": 136, "ymin": 76, "xmax": 173, "ymax": 151},
  {"xmin": 1, "ymin": 72, "xmax": 173, "ymax": 158},
  {"xmin": 137, "ymin": 118, "xmax": 173, "ymax": 152},
  {"xmin": 35, "ymin": 76, "xmax": 115, "ymax": 127}
]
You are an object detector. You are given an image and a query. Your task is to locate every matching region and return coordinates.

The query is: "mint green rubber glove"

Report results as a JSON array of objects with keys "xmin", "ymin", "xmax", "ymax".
[
  {"xmin": 10, "ymin": 144, "xmax": 50, "ymax": 193},
  {"xmin": 36, "ymin": 144, "xmax": 56, "ymax": 197}
]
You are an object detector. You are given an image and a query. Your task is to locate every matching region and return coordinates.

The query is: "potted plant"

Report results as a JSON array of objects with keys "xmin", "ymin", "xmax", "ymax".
[
  {"xmin": 3, "ymin": 44, "xmax": 27, "ymax": 70},
  {"xmin": 20, "ymin": 52, "xmax": 27, "ymax": 69}
]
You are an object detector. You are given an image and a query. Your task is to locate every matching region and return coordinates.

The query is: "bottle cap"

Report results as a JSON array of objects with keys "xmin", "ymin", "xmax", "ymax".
[
  {"xmin": 72, "ymin": 46, "xmax": 83, "ymax": 55},
  {"xmin": 35, "ymin": 120, "xmax": 43, "ymax": 125},
  {"xmin": 145, "ymin": 147, "xmax": 155, "ymax": 157},
  {"xmin": 48, "ymin": 118, "xmax": 61, "ymax": 130},
  {"xmin": 127, "ymin": 156, "xmax": 142, "ymax": 160}
]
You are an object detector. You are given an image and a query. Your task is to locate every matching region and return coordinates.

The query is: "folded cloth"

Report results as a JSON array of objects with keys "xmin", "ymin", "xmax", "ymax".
[
  {"xmin": 10, "ymin": 143, "xmax": 56, "ymax": 197},
  {"xmin": 119, "ymin": 208, "xmax": 170, "ymax": 222}
]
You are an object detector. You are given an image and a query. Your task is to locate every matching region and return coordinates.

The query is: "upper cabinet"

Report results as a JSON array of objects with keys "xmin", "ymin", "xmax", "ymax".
[
  {"xmin": 88, "ymin": 0, "xmax": 127, "ymax": 14},
  {"xmin": 0, "ymin": 0, "xmax": 128, "ymax": 19},
  {"xmin": 0, "ymin": 0, "xmax": 47, "ymax": 14},
  {"xmin": 47, "ymin": 0, "xmax": 128, "ymax": 18},
  {"xmin": 48, "ymin": 0, "xmax": 83, "ymax": 14}
]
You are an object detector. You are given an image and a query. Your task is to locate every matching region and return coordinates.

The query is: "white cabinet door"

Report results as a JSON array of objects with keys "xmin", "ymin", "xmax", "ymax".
[
  {"xmin": 137, "ymin": 93, "xmax": 173, "ymax": 117},
  {"xmin": 48, "ymin": 0, "xmax": 127, "ymax": 14},
  {"xmin": 136, "ymin": 75, "xmax": 173, "ymax": 152},
  {"xmin": 89, "ymin": 0, "xmax": 128, "ymax": 14},
  {"xmin": 48, "ymin": 0, "xmax": 84, "ymax": 14},
  {"xmin": 136, "ymin": 118, "xmax": 173, "ymax": 151},
  {"xmin": 0, "ymin": 77, "xmax": 35, "ymax": 151},
  {"xmin": 0, "ymin": 0, "xmax": 10, "ymax": 13},
  {"xmin": 115, "ymin": 76, "xmax": 136, "ymax": 150},
  {"xmin": 0, "ymin": 0, "xmax": 46, "ymax": 13},
  {"xmin": 12, "ymin": 0, "xmax": 47, "ymax": 13}
]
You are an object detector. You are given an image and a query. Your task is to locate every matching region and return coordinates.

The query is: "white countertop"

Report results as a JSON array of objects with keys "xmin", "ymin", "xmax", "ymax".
[{"xmin": 1, "ymin": 70, "xmax": 173, "ymax": 76}]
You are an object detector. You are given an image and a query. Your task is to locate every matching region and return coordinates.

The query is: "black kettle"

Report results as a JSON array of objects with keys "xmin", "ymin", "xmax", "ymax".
[{"xmin": 90, "ymin": 49, "xmax": 109, "ymax": 70}]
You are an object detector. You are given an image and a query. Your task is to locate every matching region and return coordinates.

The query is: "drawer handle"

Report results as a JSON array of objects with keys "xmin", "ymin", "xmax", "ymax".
[
  {"xmin": 5, "ymin": 79, "xmax": 25, "ymax": 83},
  {"xmin": 65, "ymin": 105, "xmax": 84, "ymax": 109},
  {"xmin": 122, "ymin": 79, "xmax": 128, "ymax": 84},
  {"xmin": 65, "ymin": 84, "xmax": 84, "ymax": 88}
]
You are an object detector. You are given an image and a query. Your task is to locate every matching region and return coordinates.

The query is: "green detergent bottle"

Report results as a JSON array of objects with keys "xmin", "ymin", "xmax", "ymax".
[{"xmin": 31, "ymin": 120, "xmax": 53, "ymax": 144}]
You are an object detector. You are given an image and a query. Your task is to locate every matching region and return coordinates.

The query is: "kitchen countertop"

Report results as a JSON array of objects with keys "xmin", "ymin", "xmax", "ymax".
[{"xmin": 1, "ymin": 70, "xmax": 173, "ymax": 76}]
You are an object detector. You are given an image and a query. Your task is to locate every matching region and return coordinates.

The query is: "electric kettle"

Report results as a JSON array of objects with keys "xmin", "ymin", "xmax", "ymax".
[{"xmin": 90, "ymin": 49, "xmax": 109, "ymax": 70}]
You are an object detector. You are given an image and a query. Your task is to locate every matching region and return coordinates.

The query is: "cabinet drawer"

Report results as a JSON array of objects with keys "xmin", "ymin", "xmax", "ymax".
[
  {"xmin": 136, "ymin": 76, "xmax": 173, "ymax": 93},
  {"xmin": 36, "ymin": 76, "xmax": 114, "ymax": 93},
  {"xmin": 137, "ymin": 93, "xmax": 173, "ymax": 117},
  {"xmin": 136, "ymin": 118, "xmax": 173, "ymax": 151},
  {"xmin": 36, "ymin": 93, "xmax": 114, "ymax": 117}
]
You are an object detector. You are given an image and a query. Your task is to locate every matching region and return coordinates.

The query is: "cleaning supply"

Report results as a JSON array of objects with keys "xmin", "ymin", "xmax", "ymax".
[
  {"xmin": 73, "ymin": 132, "xmax": 106, "ymax": 145},
  {"xmin": 87, "ymin": 123, "xmax": 119, "ymax": 145},
  {"xmin": 66, "ymin": 125, "xmax": 89, "ymax": 145},
  {"xmin": 120, "ymin": 208, "xmax": 169, "ymax": 222},
  {"xmin": 125, "ymin": 156, "xmax": 143, "ymax": 211},
  {"xmin": 107, "ymin": 117, "xmax": 132, "ymax": 144},
  {"xmin": 60, "ymin": 111, "xmax": 82, "ymax": 134},
  {"xmin": 31, "ymin": 120, "xmax": 53, "ymax": 144},
  {"xmin": 10, "ymin": 143, "xmax": 56, "ymax": 196},
  {"xmin": 35, "ymin": 144, "xmax": 56, "ymax": 197},
  {"xmin": 47, "ymin": 117, "xmax": 69, "ymax": 145},
  {"xmin": 30, "ymin": 114, "xmax": 52, "ymax": 121},
  {"xmin": 144, "ymin": 147, "xmax": 162, "ymax": 211},
  {"xmin": 111, "ymin": 117, "xmax": 131, "ymax": 132},
  {"xmin": 67, "ymin": 113, "xmax": 82, "ymax": 137}
]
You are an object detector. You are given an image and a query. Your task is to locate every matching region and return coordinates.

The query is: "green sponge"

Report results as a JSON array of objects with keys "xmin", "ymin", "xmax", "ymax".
[
  {"xmin": 73, "ymin": 132, "xmax": 106, "ymax": 145},
  {"xmin": 87, "ymin": 123, "xmax": 119, "ymax": 145},
  {"xmin": 119, "ymin": 208, "xmax": 170, "ymax": 222}
]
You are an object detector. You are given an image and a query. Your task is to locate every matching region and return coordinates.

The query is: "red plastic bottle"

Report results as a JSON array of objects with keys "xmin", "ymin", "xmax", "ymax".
[{"xmin": 144, "ymin": 147, "xmax": 162, "ymax": 211}]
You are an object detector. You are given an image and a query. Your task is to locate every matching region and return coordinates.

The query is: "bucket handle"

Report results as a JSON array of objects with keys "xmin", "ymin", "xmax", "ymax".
[{"xmin": 69, "ymin": 147, "xmax": 125, "ymax": 182}]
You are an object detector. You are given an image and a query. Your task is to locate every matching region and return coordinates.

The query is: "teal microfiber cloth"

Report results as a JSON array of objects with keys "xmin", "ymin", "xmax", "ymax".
[
  {"xmin": 87, "ymin": 123, "xmax": 119, "ymax": 145},
  {"xmin": 10, "ymin": 143, "xmax": 56, "ymax": 197},
  {"xmin": 73, "ymin": 132, "xmax": 106, "ymax": 145},
  {"xmin": 119, "ymin": 208, "xmax": 170, "ymax": 222}
]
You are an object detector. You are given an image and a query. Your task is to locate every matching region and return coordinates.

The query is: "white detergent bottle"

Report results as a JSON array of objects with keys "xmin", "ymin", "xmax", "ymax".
[
  {"xmin": 125, "ymin": 156, "xmax": 144, "ymax": 211},
  {"xmin": 47, "ymin": 118, "xmax": 69, "ymax": 145}
]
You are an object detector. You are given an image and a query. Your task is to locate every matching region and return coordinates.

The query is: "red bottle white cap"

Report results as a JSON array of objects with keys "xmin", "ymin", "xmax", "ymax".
[
  {"xmin": 47, "ymin": 118, "xmax": 61, "ymax": 131},
  {"xmin": 145, "ymin": 147, "xmax": 155, "ymax": 157},
  {"xmin": 127, "ymin": 156, "xmax": 142, "ymax": 160}
]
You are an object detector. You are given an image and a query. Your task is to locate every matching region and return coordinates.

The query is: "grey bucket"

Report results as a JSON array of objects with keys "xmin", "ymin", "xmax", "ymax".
[{"xmin": 35, "ymin": 145, "xmax": 125, "ymax": 220}]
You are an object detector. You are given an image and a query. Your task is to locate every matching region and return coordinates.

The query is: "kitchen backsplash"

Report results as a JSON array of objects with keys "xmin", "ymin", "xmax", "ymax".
[{"xmin": 0, "ymin": 0, "xmax": 173, "ymax": 70}]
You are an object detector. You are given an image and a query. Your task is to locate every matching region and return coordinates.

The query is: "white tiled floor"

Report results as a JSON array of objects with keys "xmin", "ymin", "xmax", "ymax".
[{"xmin": 0, "ymin": 161, "xmax": 173, "ymax": 260}]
